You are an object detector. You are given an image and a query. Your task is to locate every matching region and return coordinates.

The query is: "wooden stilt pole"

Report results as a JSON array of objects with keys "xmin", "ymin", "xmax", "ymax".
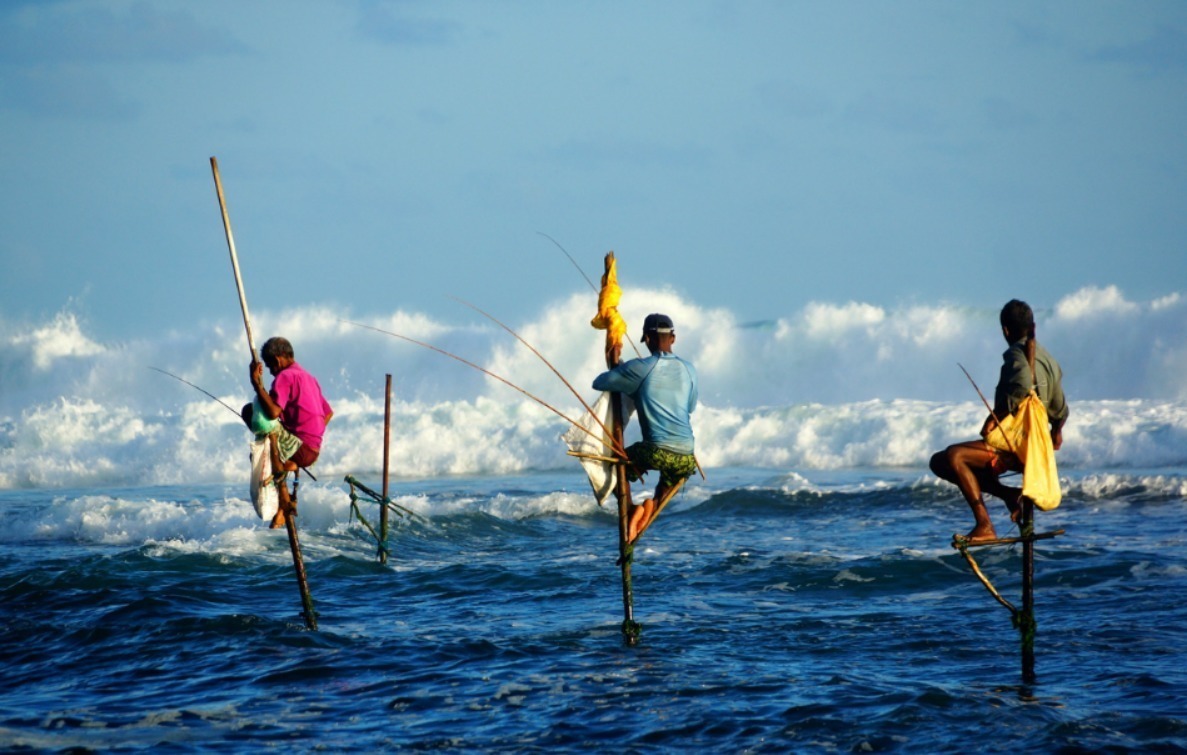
[
  {"xmin": 952, "ymin": 507, "xmax": 1058, "ymax": 684},
  {"xmin": 212, "ymin": 156, "xmax": 316, "ymax": 630},
  {"xmin": 269, "ymin": 436, "xmax": 317, "ymax": 630},
  {"xmin": 379, "ymin": 374, "xmax": 393, "ymax": 565},
  {"xmin": 612, "ymin": 387, "xmax": 639, "ymax": 644},
  {"xmin": 1020, "ymin": 499, "xmax": 1037, "ymax": 683},
  {"xmin": 285, "ymin": 470, "xmax": 317, "ymax": 630},
  {"xmin": 599, "ymin": 253, "xmax": 640, "ymax": 644}
]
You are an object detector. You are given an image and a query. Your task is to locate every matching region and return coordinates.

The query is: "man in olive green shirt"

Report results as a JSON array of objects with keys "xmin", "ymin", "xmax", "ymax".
[{"xmin": 930, "ymin": 300, "xmax": 1069, "ymax": 542}]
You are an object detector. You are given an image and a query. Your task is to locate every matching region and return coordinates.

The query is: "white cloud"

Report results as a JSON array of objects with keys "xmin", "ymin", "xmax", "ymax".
[{"xmin": 1054, "ymin": 285, "xmax": 1140, "ymax": 321}]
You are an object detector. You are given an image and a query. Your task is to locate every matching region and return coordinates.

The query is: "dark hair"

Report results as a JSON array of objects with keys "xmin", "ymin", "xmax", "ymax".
[
  {"xmin": 1000, "ymin": 299, "xmax": 1038, "ymax": 371},
  {"xmin": 1000, "ymin": 300, "xmax": 1035, "ymax": 342},
  {"xmin": 261, "ymin": 337, "xmax": 294, "ymax": 361}
]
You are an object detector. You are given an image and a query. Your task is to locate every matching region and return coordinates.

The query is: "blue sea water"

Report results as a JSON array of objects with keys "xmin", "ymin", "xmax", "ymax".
[
  {"xmin": 2, "ymin": 467, "xmax": 1185, "ymax": 752},
  {"xmin": 3, "ymin": 290, "xmax": 1187, "ymax": 750}
]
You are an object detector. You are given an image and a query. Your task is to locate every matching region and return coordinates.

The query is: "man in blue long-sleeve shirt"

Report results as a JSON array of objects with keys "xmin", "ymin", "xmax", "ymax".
[{"xmin": 593, "ymin": 313, "xmax": 698, "ymax": 542}]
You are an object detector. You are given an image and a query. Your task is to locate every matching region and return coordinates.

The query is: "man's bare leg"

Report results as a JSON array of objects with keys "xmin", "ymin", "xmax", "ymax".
[
  {"xmin": 626, "ymin": 499, "xmax": 657, "ymax": 543},
  {"xmin": 980, "ymin": 471, "xmax": 1022, "ymax": 522},
  {"xmin": 628, "ymin": 478, "xmax": 677, "ymax": 543},
  {"xmin": 268, "ymin": 435, "xmax": 293, "ymax": 529},
  {"xmin": 269, "ymin": 473, "xmax": 295, "ymax": 529},
  {"xmin": 930, "ymin": 441, "xmax": 1000, "ymax": 541}
]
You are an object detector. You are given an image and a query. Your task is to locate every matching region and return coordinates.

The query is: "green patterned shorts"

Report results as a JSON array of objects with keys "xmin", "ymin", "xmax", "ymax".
[
  {"xmin": 625, "ymin": 442, "xmax": 697, "ymax": 488},
  {"xmin": 272, "ymin": 425, "xmax": 302, "ymax": 462}
]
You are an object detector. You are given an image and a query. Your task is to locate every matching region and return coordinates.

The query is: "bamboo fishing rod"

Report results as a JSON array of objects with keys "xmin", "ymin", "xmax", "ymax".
[
  {"xmin": 537, "ymin": 231, "xmax": 599, "ymax": 294},
  {"xmin": 958, "ymin": 363, "xmax": 1019, "ymax": 459},
  {"xmin": 450, "ymin": 297, "xmax": 621, "ymax": 455},
  {"xmin": 210, "ymin": 156, "xmax": 317, "ymax": 631},
  {"xmin": 340, "ymin": 318, "xmax": 627, "ymax": 460},
  {"xmin": 537, "ymin": 232, "xmax": 643, "ymax": 361}
]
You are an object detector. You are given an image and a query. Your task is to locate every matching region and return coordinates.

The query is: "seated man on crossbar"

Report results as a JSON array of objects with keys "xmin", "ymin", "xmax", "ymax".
[{"xmin": 929, "ymin": 300, "xmax": 1068, "ymax": 543}]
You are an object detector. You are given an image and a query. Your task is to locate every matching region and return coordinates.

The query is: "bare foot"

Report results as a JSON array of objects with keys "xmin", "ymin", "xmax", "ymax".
[
  {"xmin": 625, "ymin": 500, "xmax": 653, "ymax": 543},
  {"xmin": 270, "ymin": 510, "xmax": 287, "ymax": 529},
  {"xmin": 963, "ymin": 525, "xmax": 997, "ymax": 543},
  {"xmin": 1005, "ymin": 492, "xmax": 1022, "ymax": 523}
]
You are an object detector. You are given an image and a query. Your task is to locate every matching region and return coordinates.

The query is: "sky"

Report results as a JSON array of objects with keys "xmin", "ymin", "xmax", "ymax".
[{"xmin": 1, "ymin": 0, "xmax": 1185, "ymax": 342}]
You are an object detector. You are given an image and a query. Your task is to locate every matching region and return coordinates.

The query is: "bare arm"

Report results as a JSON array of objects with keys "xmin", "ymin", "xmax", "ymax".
[
  {"xmin": 250, "ymin": 360, "xmax": 282, "ymax": 419},
  {"xmin": 1050, "ymin": 417, "xmax": 1065, "ymax": 451}
]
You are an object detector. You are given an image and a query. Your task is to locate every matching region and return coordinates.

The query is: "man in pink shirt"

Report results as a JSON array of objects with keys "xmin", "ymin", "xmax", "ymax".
[{"xmin": 241, "ymin": 337, "xmax": 333, "ymax": 526}]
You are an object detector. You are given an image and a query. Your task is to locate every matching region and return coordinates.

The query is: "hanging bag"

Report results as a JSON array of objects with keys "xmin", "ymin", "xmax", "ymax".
[{"xmin": 983, "ymin": 342, "xmax": 1061, "ymax": 511}]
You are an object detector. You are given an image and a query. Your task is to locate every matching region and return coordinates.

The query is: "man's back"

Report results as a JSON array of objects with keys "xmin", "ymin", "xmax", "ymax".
[
  {"xmin": 995, "ymin": 342, "xmax": 1067, "ymax": 422},
  {"xmin": 272, "ymin": 361, "xmax": 332, "ymax": 450},
  {"xmin": 594, "ymin": 352, "xmax": 697, "ymax": 454}
]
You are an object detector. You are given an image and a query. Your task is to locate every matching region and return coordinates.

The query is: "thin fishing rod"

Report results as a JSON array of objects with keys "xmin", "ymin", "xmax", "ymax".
[
  {"xmin": 149, "ymin": 367, "xmax": 241, "ymax": 418},
  {"xmin": 449, "ymin": 297, "xmax": 620, "ymax": 452},
  {"xmin": 537, "ymin": 232, "xmax": 642, "ymax": 360},
  {"xmin": 537, "ymin": 231, "xmax": 598, "ymax": 293},
  {"xmin": 340, "ymin": 319, "xmax": 626, "ymax": 458},
  {"xmin": 958, "ymin": 363, "xmax": 1019, "ymax": 458}
]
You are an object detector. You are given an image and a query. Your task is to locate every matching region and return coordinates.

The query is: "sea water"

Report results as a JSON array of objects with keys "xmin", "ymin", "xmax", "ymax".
[
  {"xmin": 2, "ymin": 288, "xmax": 1186, "ymax": 751},
  {"xmin": 2, "ymin": 469, "xmax": 1185, "ymax": 751}
]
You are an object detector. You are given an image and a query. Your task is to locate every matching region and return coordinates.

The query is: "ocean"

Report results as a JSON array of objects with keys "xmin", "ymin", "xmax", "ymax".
[{"xmin": 2, "ymin": 287, "xmax": 1186, "ymax": 751}]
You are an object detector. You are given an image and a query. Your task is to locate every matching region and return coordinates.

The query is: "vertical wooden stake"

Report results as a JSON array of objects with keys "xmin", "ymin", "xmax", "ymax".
[
  {"xmin": 269, "ymin": 435, "xmax": 317, "ymax": 630},
  {"xmin": 214, "ymin": 156, "xmax": 316, "ymax": 630},
  {"xmin": 1020, "ymin": 499, "xmax": 1036, "ymax": 683},
  {"xmin": 380, "ymin": 374, "xmax": 393, "ymax": 564},
  {"xmin": 601, "ymin": 253, "xmax": 640, "ymax": 644},
  {"xmin": 612, "ymin": 390, "xmax": 638, "ymax": 644}
]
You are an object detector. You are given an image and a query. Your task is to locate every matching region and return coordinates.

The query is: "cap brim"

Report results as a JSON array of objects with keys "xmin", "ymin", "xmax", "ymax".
[{"xmin": 641, "ymin": 328, "xmax": 674, "ymax": 341}]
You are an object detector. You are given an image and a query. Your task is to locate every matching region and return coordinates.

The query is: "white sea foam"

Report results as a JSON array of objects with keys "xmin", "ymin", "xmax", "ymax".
[{"xmin": 1, "ymin": 286, "xmax": 1185, "ymax": 488}]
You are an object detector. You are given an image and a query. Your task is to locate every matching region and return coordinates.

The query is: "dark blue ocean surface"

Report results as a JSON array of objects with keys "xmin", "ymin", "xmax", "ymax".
[{"xmin": 1, "ymin": 468, "xmax": 1185, "ymax": 752}]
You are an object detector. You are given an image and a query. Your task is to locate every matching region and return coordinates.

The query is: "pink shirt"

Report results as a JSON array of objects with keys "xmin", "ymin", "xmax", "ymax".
[{"xmin": 270, "ymin": 361, "xmax": 332, "ymax": 450}]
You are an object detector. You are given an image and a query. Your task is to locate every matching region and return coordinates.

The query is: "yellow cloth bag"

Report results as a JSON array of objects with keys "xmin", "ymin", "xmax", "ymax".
[{"xmin": 985, "ymin": 390, "xmax": 1061, "ymax": 511}]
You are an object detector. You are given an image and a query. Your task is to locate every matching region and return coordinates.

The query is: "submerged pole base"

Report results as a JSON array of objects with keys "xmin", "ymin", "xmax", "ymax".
[
  {"xmin": 284, "ymin": 513, "xmax": 318, "ymax": 631},
  {"xmin": 621, "ymin": 619, "xmax": 642, "ymax": 645}
]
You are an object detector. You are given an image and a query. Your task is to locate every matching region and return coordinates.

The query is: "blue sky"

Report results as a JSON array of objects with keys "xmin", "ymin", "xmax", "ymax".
[{"xmin": 1, "ymin": 1, "xmax": 1185, "ymax": 341}]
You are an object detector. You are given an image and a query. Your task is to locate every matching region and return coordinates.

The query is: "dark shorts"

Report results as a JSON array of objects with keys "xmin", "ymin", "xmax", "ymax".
[
  {"xmin": 290, "ymin": 442, "xmax": 320, "ymax": 469},
  {"xmin": 625, "ymin": 442, "xmax": 697, "ymax": 488}
]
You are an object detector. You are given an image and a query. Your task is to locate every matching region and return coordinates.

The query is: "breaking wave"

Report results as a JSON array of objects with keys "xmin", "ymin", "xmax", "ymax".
[{"xmin": 1, "ymin": 285, "xmax": 1185, "ymax": 488}]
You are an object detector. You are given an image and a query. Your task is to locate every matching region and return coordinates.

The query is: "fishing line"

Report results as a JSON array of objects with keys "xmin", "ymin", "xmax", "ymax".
[
  {"xmin": 340, "ymin": 318, "xmax": 626, "ymax": 458},
  {"xmin": 537, "ymin": 232, "xmax": 643, "ymax": 360},
  {"xmin": 449, "ymin": 296, "xmax": 619, "ymax": 453},
  {"xmin": 148, "ymin": 367, "xmax": 241, "ymax": 418}
]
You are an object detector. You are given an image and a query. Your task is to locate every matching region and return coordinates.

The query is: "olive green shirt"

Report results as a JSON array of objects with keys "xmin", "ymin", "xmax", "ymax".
[{"xmin": 993, "ymin": 340, "xmax": 1069, "ymax": 423}]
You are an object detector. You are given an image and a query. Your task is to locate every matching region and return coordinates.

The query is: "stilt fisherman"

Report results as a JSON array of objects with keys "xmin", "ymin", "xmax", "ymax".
[
  {"xmin": 241, "ymin": 336, "xmax": 334, "ymax": 528},
  {"xmin": 930, "ymin": 300, "xmax": 1068, "ymax": 542},
  {"xmin": 593, "ymin": 313, "xmax": 698, "ymax": 542}
]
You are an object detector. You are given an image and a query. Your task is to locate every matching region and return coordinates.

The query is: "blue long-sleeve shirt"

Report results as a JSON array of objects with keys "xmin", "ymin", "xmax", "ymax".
[{"xmin": 592, "ymin": 352, "xmax": 698, "ymax": 455}]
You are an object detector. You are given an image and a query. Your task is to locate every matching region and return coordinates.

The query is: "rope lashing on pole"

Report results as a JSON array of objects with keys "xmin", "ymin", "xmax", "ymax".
[
  {"xmin": 951, "ymin": 525, "xmax": 1064, "ymax": 682},
  {"xmin": 345, "ymin": 474, "xmax": 420, "ymax": 560}
]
